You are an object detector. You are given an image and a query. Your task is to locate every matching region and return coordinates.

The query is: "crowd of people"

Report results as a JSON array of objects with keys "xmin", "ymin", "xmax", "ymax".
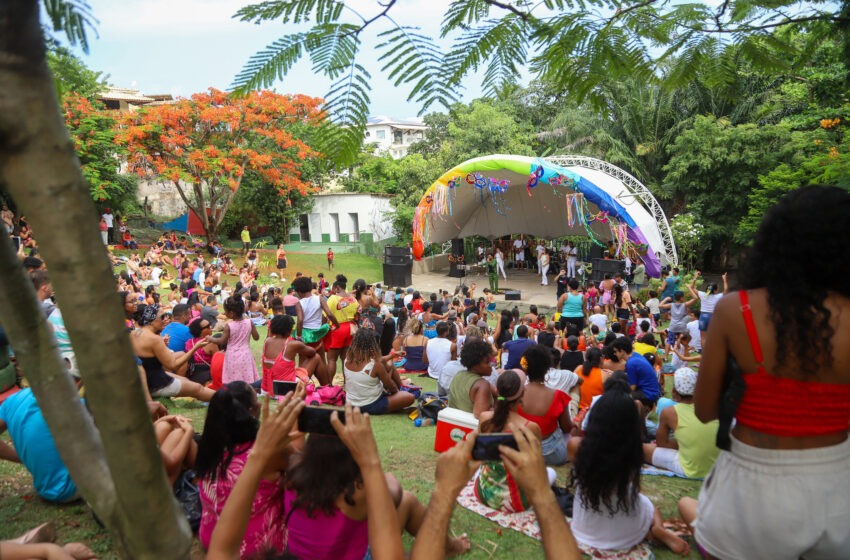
[{"xmin": 1, "ymin": 185, "xmax": 848, "ymax": 559}]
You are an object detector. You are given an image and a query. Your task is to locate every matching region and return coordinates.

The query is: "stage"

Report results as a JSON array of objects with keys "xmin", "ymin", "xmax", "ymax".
[{"xmin": 411, "ymin": 267, "xmax": 564, "ymax": 311}]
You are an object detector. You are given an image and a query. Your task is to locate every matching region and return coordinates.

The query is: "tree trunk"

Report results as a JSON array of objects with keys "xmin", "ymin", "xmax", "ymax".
[{"xmin": 0, "ymin": 2, "xmax": 191, "ymax": 558}]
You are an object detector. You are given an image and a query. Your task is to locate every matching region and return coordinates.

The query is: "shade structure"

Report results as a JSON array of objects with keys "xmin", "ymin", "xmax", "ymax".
[{"xmin": 412, "ymin": 154, "xmax": 677, "ymax": 278}]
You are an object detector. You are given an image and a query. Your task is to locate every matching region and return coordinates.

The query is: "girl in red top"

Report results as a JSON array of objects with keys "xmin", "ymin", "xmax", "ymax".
[
  {"xmin": 694, "ymin": 186, "xmax": 850, "ymax": 560},
  {"xmin": 327, "ymin": 248, "xmax": 334, "ymax": 270},
  {"xmin": 518, "ymin": 344, "xmax": 572, "ymax": 466}
]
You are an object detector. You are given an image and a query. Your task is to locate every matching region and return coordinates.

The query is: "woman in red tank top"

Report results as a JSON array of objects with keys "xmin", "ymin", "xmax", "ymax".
[{"xmin": 693, "ymin": 186, "xmax": 850, "ymax": 560}]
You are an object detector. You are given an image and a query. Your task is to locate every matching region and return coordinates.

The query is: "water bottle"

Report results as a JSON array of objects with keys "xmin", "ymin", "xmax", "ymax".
[{"xmin": 414, "ymin": 417, "xmax": 434, "ymax": 427}]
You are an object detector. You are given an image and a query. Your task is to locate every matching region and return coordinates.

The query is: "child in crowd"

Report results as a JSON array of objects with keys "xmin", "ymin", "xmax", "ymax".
[
  {"xmin": 207, "ymin": 296, "xmax": 259, "ymax": 387},
  {"xmin": 568, "ymin": 376, "xmax": 690, "ymax": 556},
  {"xmin": 262, "ymin": 315, "xmax": 328, "ymax": 391}
]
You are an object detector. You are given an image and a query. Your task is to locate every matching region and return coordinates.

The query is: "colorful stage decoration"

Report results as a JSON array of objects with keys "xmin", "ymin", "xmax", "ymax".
[{"xmin": 410, "ymin": 155, "xmax": 670, "ymax": 277}]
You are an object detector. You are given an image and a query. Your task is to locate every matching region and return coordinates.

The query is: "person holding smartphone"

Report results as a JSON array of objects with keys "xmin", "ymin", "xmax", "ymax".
[{"xmin": 474, "ymin": 371, "xmax": 556, "ymax": 513}]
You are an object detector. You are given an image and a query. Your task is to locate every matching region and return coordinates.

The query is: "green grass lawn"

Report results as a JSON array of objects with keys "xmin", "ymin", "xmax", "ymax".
[{"xmin": 0, "ymin": 251, "xmax": 703, "ymax": 558}]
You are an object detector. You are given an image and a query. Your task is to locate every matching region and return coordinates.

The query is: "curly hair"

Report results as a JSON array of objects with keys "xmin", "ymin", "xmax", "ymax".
[
  {"xmin": 740, "ymin": 186, "xmax": 850, "ymax": 374},
  {"xmin": 460, "ymin": 338, "xmax": 493, "ymax": 369},
  {"xmin": 333, "ymin": 274, "xmax": 348, "ymax": 290},
  {"xmin": 480, "ymin": 370, "xmax": 522, "ymax": 434},
  {"xmin": 269, "ymin": 315, "xmax": 295, "ymax": 338},
  {"xmin": 521, "ymin": 344, "xmax": 551, "ymax": 382},
  {"xmin": 347, "ymin": 327, "xmax": 381, "ymax": 365},
  {"xmin": 194, "ymin": 382, "xmax": 259, "ymax": 482},
  {"xmin": 291, "ymin": 276, "xmax": 313, "ymax": 295},
  {"xmin": 287, "ymin": 434, "xmax": 361, "ymax": 516},
  {"xmin": 573, "ymin": 388, "xmax": 643, "ymax": 515}
]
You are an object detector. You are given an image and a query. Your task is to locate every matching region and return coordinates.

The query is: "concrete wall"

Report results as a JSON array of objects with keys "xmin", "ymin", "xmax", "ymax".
[
  {"xmin": 290, "ymin": 193, "xmax": 395, "ymax": 242},
  {"xmin": 137, "ymin": 178, "xmax": 187, "ymax": 217}
]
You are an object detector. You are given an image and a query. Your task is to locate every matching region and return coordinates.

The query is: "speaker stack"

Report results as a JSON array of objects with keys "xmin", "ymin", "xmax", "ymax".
[
  {"xmin": 448, "ymin": 238, "xmax": 466, "ymax": 278},
  {"xmin": 383, "ymin": 246, "xmax": 412, "ymax": 287},
  {"xmin": 590, "ymin": 259, "xmax": 625, "ymax": 284}
]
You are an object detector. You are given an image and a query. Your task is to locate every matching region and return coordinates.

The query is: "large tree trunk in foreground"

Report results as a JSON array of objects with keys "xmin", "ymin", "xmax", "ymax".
[{"xmin": 0, "ymin": 1, "xmax": 191, "ymax": 558}]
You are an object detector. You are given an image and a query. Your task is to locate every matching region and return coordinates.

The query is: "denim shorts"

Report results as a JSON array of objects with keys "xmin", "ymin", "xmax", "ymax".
[
  {"xmin": 698, "ymin": 312, "xmax": 712, "ymax": 332},
  {"xmin": 358, "ymin": 394, "xmax": 389, "ymax": 415},
  {"xmin": 541, "ymin": 426, "xmax": 568, "ymax": 466}
]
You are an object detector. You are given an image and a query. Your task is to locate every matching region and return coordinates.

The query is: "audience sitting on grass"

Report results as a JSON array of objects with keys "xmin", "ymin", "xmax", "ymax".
[
  {"xmin": 261, "ymin": 315, "xmax": 327, "ymax": 392},
  {"xmin": 610, "ymin": 337, "xmax": 661, "ymax": 403},
  {"xmin": 517, "ymin": 345, "xmax": 573, "ymax": 465},
  {"xmin": 567, "ymin": 376, "xmax": 690, "ymax": 556},
  {"xmin": 643, "ymin": 367, "xmax": 719, "ymax": 478},
  {"xmin": 399, "ymin": 318, "xmax": 429, "ymax": 374},
  {"xmin": 448, "ymin": 338, "xmax": 495, "ymax": 418},
  {"xmin": 344, "ymin": 329, "xmax": 415, "ymax": 414},
  {"xmin": 425, "ymin": 322, "xmax": 457, "ymax": 381},
  {"xmin": 196, "ymin": 382, "xmax": 293, "ymax": 557},
  {"xmin": 129, "ymin": 303, "xmax": 215, "ymax": 402},
  {"xmin": 474, "ymin": 370, "xmax": 557, "ymax": 513}
]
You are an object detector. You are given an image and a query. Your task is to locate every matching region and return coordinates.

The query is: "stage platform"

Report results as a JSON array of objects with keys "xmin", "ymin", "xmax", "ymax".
[{"xmin": 411, "ymin": 268, "xmax": 562, "ymax": 312}]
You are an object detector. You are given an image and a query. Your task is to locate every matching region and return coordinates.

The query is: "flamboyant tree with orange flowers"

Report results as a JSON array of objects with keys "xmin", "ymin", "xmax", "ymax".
[{"xmin": 118, "ymin": 88, "xmax": 324, "ymax": 241}]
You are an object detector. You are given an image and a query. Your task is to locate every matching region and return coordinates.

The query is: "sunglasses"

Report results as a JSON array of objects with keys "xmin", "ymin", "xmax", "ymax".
[{"xmin": 157, "ymin": 313, "xmax": 172, "ymax": 321}]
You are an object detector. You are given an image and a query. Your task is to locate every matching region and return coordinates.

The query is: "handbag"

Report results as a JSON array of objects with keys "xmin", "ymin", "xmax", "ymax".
[
  {"xmin": 716, "ymin": 355, "xmax": 746, "ymax": 451},
  {"xmin": 173, "ymin": 470, "xmax": 202, "ymax": 532}
]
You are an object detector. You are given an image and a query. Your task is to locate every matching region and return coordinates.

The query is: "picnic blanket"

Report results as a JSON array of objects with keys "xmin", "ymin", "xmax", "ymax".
[
  {"xmin": 641, "ymin": 465, "xmax": 699, "ymax": 480},
  {"xmin": 456, "ymin": 479, "xmax": 655, "ymax": 559}
]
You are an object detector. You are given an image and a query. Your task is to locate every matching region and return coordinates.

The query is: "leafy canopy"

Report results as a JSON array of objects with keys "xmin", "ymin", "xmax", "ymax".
[
  {"xmin": 232, "ymin": 0, "xmax": 850, "ymax": 164},
  {"xmin": 116, "ymin": 89, "xmax": 324, "ymax": 240}
]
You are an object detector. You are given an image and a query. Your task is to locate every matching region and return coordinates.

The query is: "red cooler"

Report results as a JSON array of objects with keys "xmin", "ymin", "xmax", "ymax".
[{"xmin": 434, "ymin": 408, "xmax": 479, "ymax": 452}]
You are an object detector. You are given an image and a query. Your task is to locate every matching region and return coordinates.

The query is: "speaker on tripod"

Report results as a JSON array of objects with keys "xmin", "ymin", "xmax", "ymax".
[{"xmin": 448, "ymin": 238, "xmax": 466, "ymax": 278}]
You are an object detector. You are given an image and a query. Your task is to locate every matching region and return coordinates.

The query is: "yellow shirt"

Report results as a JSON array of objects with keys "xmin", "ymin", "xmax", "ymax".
[
  {"xmin": 327, "ymin": 294, "xmax": 359, "ymax": 323},
  {"xmin": 240, "ymin": 230, "xmax": 250, "ymax": 243}
]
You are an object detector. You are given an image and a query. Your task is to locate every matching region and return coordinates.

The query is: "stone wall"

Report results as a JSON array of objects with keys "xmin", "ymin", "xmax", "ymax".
[{"xmin": 137, "ymin": 179, "xmax": 187, "ymax": 218}]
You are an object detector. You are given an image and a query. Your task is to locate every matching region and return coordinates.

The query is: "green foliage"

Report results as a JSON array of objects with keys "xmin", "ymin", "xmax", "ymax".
[
  {"xmin": 663, "ymin": 115, "xmax": 795, "ymax": 249},
  {"xmin": 46, "ymin": 46, "xmax": 108, "ymax": 101},
  {"xmin": 41, "ymin": 0, "xmax": 98, "ymax": 52},
  {"xmin": 670, "ymin": 214, "xmax": 708, "ymax": 271}
]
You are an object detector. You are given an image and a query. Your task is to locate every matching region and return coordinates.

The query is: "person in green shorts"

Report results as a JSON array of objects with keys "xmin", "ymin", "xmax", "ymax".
[{"xmin": 486, "ymin": 254, "xmax": 499, "ymax": 294}]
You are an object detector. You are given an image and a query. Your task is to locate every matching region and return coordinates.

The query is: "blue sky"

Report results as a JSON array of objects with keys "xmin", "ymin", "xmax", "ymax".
[{"xmin": 71, "ymin": 0, "xmax": 487, "ymax": 119}]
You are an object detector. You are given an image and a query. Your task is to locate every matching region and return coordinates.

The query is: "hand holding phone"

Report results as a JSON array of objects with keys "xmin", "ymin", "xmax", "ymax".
[
  {"xmin": 471, "ymin": 433, "xmax": 518, "ymax": 461},
  {"xmin": 298, "ymin": 405, "xmax": 346, "ymax": 436}
]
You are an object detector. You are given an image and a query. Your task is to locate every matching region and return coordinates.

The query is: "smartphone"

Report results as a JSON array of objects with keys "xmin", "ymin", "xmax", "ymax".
[
  {"xmin": 297, "ymin": 405, "xmax": 345, "ymax": 436},
  {"xmin": 273, "ymin": 380, "xmax": 298, "ymax": 396},
  {"xmin": 471, "ymin": 433, "xmax": 518, "ymax": 461}
]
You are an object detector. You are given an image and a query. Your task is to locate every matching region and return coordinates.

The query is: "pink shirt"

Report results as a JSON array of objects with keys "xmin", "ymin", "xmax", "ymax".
[
  {"xmin": 199, "ymin": 444, "xmax": 286, "ymax": 558},
  {"xmin": 284, "ymin": 488, "xmax": 368, "ymax": 560}
]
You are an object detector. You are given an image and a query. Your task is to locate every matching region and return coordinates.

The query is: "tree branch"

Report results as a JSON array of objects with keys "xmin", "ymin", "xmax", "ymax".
[{"xmin": 484, "ymin": 0, "xmax": 532, "ymax": 21}]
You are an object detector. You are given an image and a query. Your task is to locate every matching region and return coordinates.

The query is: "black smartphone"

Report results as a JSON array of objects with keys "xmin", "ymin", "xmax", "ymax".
[
  {"xmin": 471, "ymin": 433, "xmax": 518, "ymax": 461},
  {"xmin": 273, "ymin": 380, "xmax": 298, "ymax": 396},
  {"xmin": 297, "ymin": 406, "xmax": 345, "ymax": 436}
]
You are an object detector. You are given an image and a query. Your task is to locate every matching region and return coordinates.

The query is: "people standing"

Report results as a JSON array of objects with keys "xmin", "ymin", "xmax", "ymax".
[
  {"xmin": 486, "ymin": 254, "xmax": 499, "ymax": 294},
  {"xmin": 566, "ymin": 241, "xmax": 578, "ymax": 279},
  {"xmin": 558, "ymin": 280, "xmax": 586, "ymax": 332},
  {"xmin": 536, "ymin": 240, "xmax": 546, "ymax": 276},
  {"xmin": 275, "ymin": 244, "xmax": 287, "ymax": 277},
  {"xmin": 99, "ymin": 217, "xmax": 108, "ymax": 245},
  {"xmin": 632, "ymin": 261, "xmax": 646, "ymax": 295},
  {"xmin": 540, "ymin": 249, "xmax": 550, "ymax": 286},
  {"xmin": 240, "ymin": 226, "xmax": 251, "ymax": 255},
  {"xmin": 495, "ymin": 246, "xmax": 507, "ymax": 279},
  {"xmin": 209, "ymin": 296, "xmax": 260, "ymax": 387},
  {"xmin": 327, "ymin": 248, "xmax": 335, "ymax": 270},
  {"xmin": 102, "ymin": 207, "xmax": 114, "ymax": 244}
]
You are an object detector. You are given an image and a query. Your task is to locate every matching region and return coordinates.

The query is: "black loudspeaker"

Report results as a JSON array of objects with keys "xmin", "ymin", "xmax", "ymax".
[
  {"xmin": 449, "ymin": 238, "xmax": 465, "ymax": 278},
  {"xmin": 590, "ymin": 259, "xmax": 625, "ymax": 283},
  {"xmin": 385, "ymin": 246, "xmax": 411, "ymax": 265},
  {"xmin": 383, "ymin": 263, "xmax": 412, "ymax": 287},
  {"xmin": 586, "ymin": 244, "xmax": 604, "ymax": 261},
  {"xmin": 504, "ymin": 290, "xmax": 522, "ymax": 301}
]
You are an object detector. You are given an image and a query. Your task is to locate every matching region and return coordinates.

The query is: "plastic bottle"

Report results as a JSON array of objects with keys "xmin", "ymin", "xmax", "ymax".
[{"xmin": 414, "ymin": 417, "xmax": 434, "ymax": 427}]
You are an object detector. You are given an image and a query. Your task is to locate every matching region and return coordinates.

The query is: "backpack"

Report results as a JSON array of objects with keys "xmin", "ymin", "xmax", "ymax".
[
  {"xmin": 414, "ymin": 392, "xmax": 447, "ymax": 422},
  {"xmin": 305, "ymin": 384, "xmax": 346, "ymax": 407}
]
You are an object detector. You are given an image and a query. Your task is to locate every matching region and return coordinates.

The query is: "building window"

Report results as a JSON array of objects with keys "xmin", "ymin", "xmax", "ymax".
[
  {"xmin": 365, "ymin": 131, "xmax": 371, "ymax": 137},
  {"xmin": 376, "ymin": 130, "xmax": 386, "ymax": 139},
  {"xmin": 393, "ymin": 131, "xmax": 403, "ymax": 144}
]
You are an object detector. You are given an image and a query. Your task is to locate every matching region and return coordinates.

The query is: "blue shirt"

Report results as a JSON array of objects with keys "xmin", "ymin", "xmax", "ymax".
[
  {"xmin": 162, "ymin": 322, "xmax": 192, "ymax": 353},
  {"xmin": 626, "ymin": 353, "xmax": 661, "ymax": 401},
  {"xmin": 503, "ymin": 338, "xmax": 534, "ymax": 370},
  {"xmin": 0, "ymin": 389, "xmax": 77, "ymax": 502}
]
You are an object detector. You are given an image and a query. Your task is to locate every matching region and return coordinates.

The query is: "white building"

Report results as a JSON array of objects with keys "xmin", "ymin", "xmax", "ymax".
[
  {"xmin": 290, "ymin": 192, "xmax": 395, "ymax": 243},
  {"xmin": 364, "ymin": 116, "xmax": 427, "ymax": 159}
]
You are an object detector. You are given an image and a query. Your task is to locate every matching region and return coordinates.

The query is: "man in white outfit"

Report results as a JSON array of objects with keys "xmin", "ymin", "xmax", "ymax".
[
  {"xmin": 536, "ymin": 241, "xmax": 545, "ymax": 277},
  {"xmin": 567, "ymin": 241, "xmax": 578, "ymax": 279},
  {"xmin": 495, "ymin": 247, "xmax": 507, "ymax": 279}
]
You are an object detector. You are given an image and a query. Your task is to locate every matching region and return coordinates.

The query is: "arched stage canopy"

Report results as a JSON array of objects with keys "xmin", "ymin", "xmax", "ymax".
[{"xmin": 411, "ymin": 154, "xmax": 676, "ymax": 278}]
